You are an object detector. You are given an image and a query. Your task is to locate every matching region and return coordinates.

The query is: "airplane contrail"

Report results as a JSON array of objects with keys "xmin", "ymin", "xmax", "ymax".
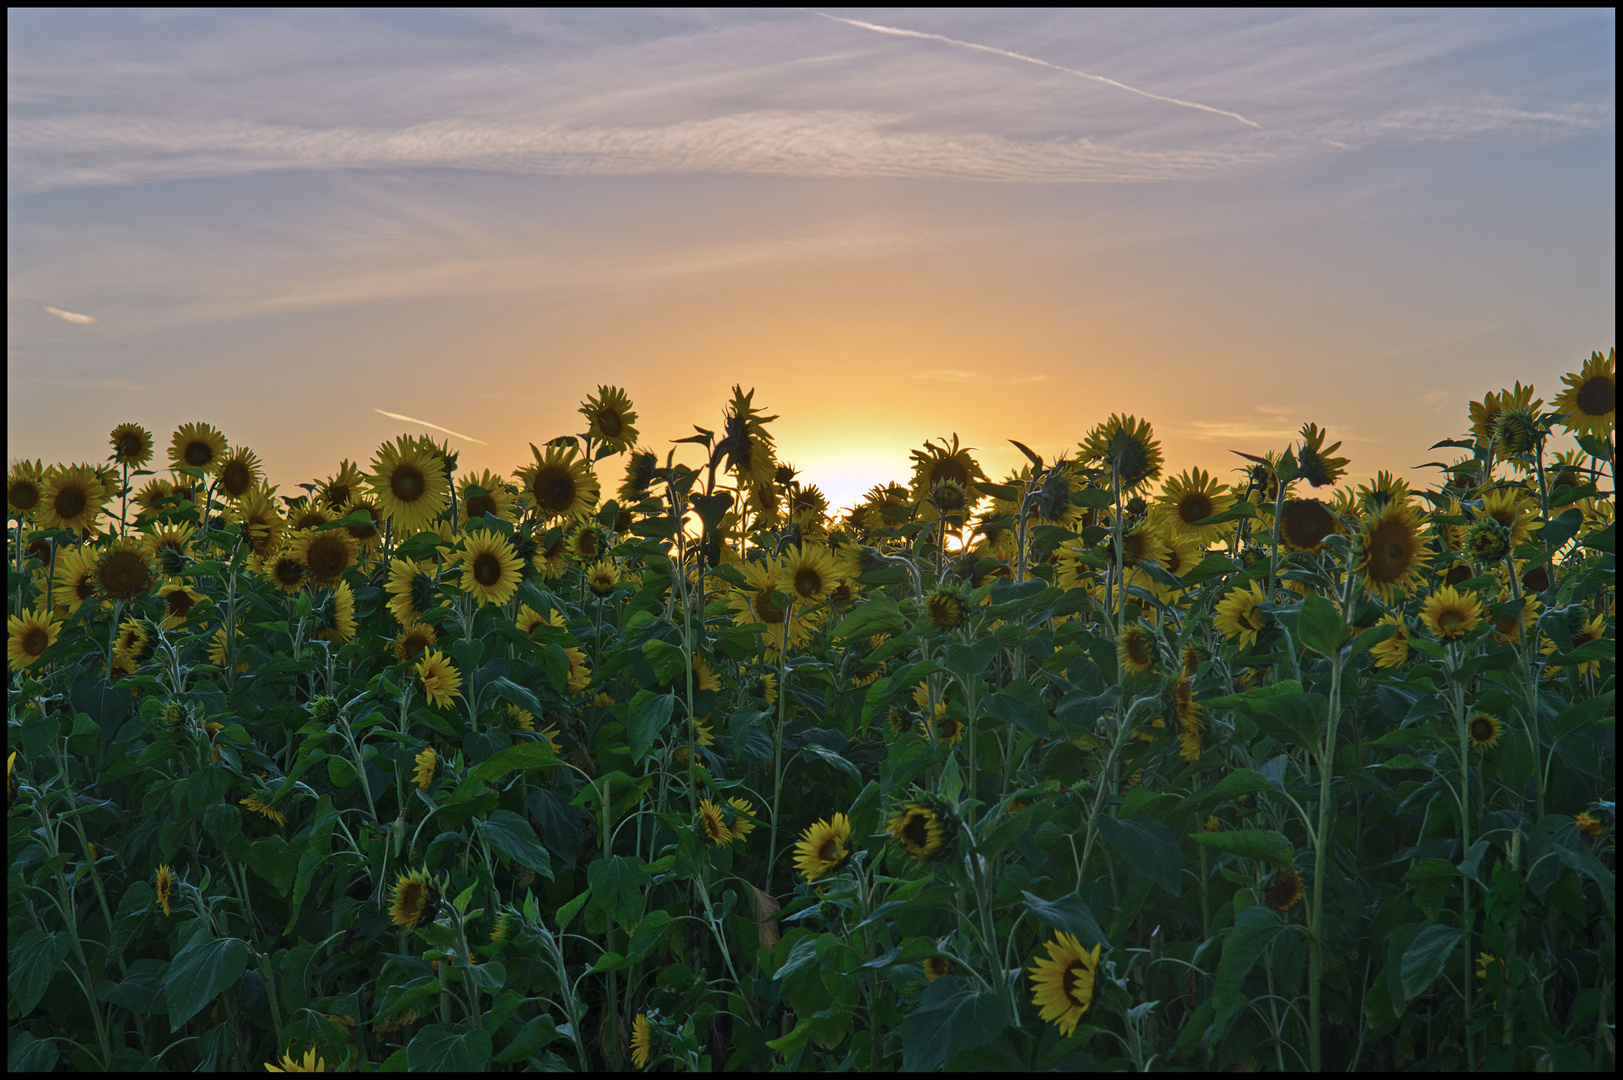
[
  {"xmin": 45, "ymin": 305, "xmax": 96, "ymax": 324},
  {"xmin": 806, "ymin": 10, "xmax": 1261, "ymax": 130},
  {"xmin": 372, "ymin": 408, "xmax": 487, "ymax": 445}
]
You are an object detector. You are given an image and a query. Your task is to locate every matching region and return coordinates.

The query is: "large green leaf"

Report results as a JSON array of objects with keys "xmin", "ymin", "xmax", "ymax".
[
  {"xmin": 1212, "ymin": 906, "xmax": 1287, "ymax": 1039},
  {"xmin": 624, "ymin": 690, "xmax": 676, "ymax": 765},
  {"xmin": 1096, "ymin": 812, "xmax": 1182, "ymax": 895},
  {"xmin": 983, "ymin": 681, "xmax": 1052, "ymax": 738},
  {"xmin": 9, "ymin": 929, "xmax": 70, "ymax": 1017},
  {"xmin": 587, "ymin": 855, "xmax": 648, "ymax": 928},
  {"xmin": 833, "ymin": 595, "xmax": 907, "ymax": 642},
  {"xmin": 1189, "ymin": 828, "xmax": 1295, "ymax": 867},
  {"xmin": 466, "ymin": 741, "xmax": 559, "ymax": 784},
  {"xmin": 1400, "ymin": 924, "xmax": 1462, "ymax": 1001},
  {"xmin": 408, "ymin": 1024, "xmax": 493, "ymax": 1071},
  {"xmin": 898, "ymin": 974, "xmax": 1006, "ymax": 1071},
  {"xmin": 1021, "ymin": 890, "xmax": 1112, "ymax": 951},
  {"xmin": 475, "ymin": 810, "xmax": 554, "ymax": 880},
  {"xmin": 164, "ymin": 929, "xmax": 249, "ymax": 1032},
  {"xmin": 1296, "ymin": 593, "xmax": 1347, "ymax": 657}
]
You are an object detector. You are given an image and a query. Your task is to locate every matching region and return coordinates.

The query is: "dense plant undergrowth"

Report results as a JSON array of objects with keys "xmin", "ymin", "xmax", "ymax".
[{"xmin": 6, "ymin": 354, "xmax": 1616, "ymax": 1071}]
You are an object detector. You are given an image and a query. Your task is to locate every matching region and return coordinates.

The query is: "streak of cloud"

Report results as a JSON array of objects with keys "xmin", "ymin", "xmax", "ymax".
[
  {"xmin": 806, "ymin": 9, "xmax": 1261, "ymax": 129},
  {"xmin": 44, "ymin": 305, "xmax": 96, "ymax": 324},
  {"xmin": 372, "ymin": 408, "xmax": 487, "ymax": 444},
  {"xmin": 916, "ymin": 369, "xmax": 978, "ymax": 381}
]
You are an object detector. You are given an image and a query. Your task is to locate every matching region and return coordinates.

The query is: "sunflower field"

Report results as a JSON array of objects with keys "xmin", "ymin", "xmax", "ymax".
[{"xmin": 6, "ymin": 354, "xmax": 1616, "ymax": 1072}]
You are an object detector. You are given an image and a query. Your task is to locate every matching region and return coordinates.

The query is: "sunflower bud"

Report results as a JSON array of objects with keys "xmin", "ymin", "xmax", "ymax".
[
  {"xmin": 309, "ymin": 695, "xmax": 338, "ymax": 723},
  {"xmin": 1466, "ymin": 520, "xmax": 1511, "ymax": 564},
  {"xmin": 929, "ymin": 478, "xmax": 968, "ymax": 515},
  {"xmin": 1493, "ymin": 407, "xmax": 1540, "ymax": 457},
  {"xmin": 160, "ymin": 699, "xmax": 188, "ymax": 731}
]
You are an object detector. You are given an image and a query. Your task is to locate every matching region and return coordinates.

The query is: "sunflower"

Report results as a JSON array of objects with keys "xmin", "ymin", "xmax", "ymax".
[
  {"xmin": 455, "ymin": 530, "xmax": 522, "ymax": 607},
  {"xmin": 908, "ymin": 434, "xmax": 987, "ymax": 520},
  {"xmin": 112, "ymin": 618, "xmax": 152, "ymax": 670},
  {"xmin": 922, "ymin": 957, "xmax": 952, "ymax": 983},
  {"xmin": 389, "ymin": 868, "xmax": 437, "ymax": 930},
  {"xmin": 1357, "ymin": 502, "xmax": 1431, "ymax": 601},
  {"xmin": 728, "ymin": 558, "xmax": 816, "ymax": 653},
  {"xmin": 7, "ymin": 458, "xmax": 47, "ymax": 520},
  {"xmin": 457, "ymin": 470, "xmax": 518, "ymax": 529},
  {"xmin": 1367, "ymin": 613, "xmax": 1411, "ymax": 669},
  {"xmin": 383, "ymin": 557, "xmax": 437, "ymax": 625},
  {"xmin": 688, "ymin": 654, "xmax": 721, "ymax": 693},
  {"xmin": 416, "ymin": 649, "xmax": 463, "ymax": 709},
  {"xmin": 169, "ymin": 422, "xmax": 228, "ymax": 475},
  {"xmin": 1214, "ymin": 580, "xmax": 1269, "ymax": 648},
  {"xmin": 565, "ymin": 522, "xmax": 608, "ymax": 564},
  {"xmin": 413, "ymin": 747, "xmax": 437, "ymax": 790},
  {"xmin": 1474, "ymin": 489, "xmax": 1540, "ymax": 552},
  {"xmin": 40, "ymin": 463, "xmax": 109, "ymax": 536},
  {"xmin": 214, "ymin": 445, "xmax": 262, "ymax": 502},
  {"xmin": 8, "ymin": 605, "xmax": 61, "ymax": 671},
  {"xmin": 617, "ymin": 448, "xmax": 660, "ymax": 505},
  {"xmin": 517, "ymin": 442, "xmax": 598, "ymax": 521},
  {"xmin": 259, "ymin": 544, "xmax": 309, "ymax": 595},
  {"xmin": 886, "ymin": 802, "xmax": 952, "ymax": 861},
  {"xmin": 1114, "ymin": 518, "xmax": 1168, "ymax": 569},
  {"xmin": 313, "ymin": 581, "xmax": 357, "ymax": 643},
  {"xmin": 1466, "ymin": 519, "xmax": 1512, "ymax": 565},
  {"xmin": 1461, "ymin": 712, "xmax": 1503, "ymax": 750},
  {"xmin": 1266, "ymin": 870, "xmax": 1304, "ymax": 912},
  {"xmin": 337, "ymin": 495, "xmax": 385, "ymax": 555},
  {"xmin": 787, "ymin": 483, "xmax": 831, "ymax": 534},
  {"xmin": 630, "ymin": 1013, "xmax": 655, "ymax": 1070},
  {"xmin": 1174, "ymin": 676, "xmax": 1204, "ymax": 763},
  {"xmin": 241, "ymin": 796, "xmax": 288, "ymax": 828},
  {"xmin": 698, "ymin": 798, "xmax": 737, "ymax": 847},
  {"xmin": 287, "ymin": 501, "xmax": 331, "ymax": 532},
  {"xmin": 721, "ymin": 797, "xmax": 756, "ymax": 844},
  {"xmin": 548, "ymin": 612, "xmax": 594, "ymax": 694},
  {"xmin": 1117, "ymin": 624, "xmax": 1155, "ymax": 674},
  {"xmin": 1080, "ymin": 414, "xmax": 1163, "ymax": 491},
  {"xmin": 779, "ymin": 543, "xmax": 840, "ymax": 603},
  {"xmin": 265, "ymin": 1048, "xmax": 327, "ymax": 1072},
  {"xmin": 93, "ymin": 537, "xmax": 155, "ymax": 602},
  {"xmin": 1279, "ymin": 499, "xmax": 1336, "ymax": 553},
  {"xmin": 919, "ymin": 711, "xmax": 965, "ymax": 747},
  {"xmin": 793, "ymin": 813, "xmax": 852, "ymax": 883},
  {"xmin": 318, "ymin": 460, "xmax": 366, "ymax": 512},
  {"xmin": 130, "ymin": 477, "xmax": 181, "ymax": 523},
  {"xmin": 293, "ymin": 528, "xmax": 358, "ymax": 587},
  {"xmin": 1575, "ymin": 812, "xmax": 1609, "ymax": 839},
  {"xmin": 1295, "ymin": 423, "xmax": 1349, "ymax": 487},
  {"xmin": 108, "ymin": 422, "xmax": 154, "ymax": 467},
  {"xmin": 394, "ymin": 622, "xmax": 438, "ymax": 665},
  {"xmin": 1420, "ymin": 585, "xmax": 1482, "ymax": 640},
  {"xmin": 1468, "ymin": 383, "xmax": 1541, "ymax": 449},
  {"xmin": 1490, "ymin": 590, "xmax": 1539, "ymax": 645},
  {"xmin": 1552, "ymin": 348, "xmax": 1615, "ymax": 437},
  {"xmin": 580, "ymin": 385, "xmax": 640, "ymax": 454},
  {"xmin": 925, "ymin": 587, "xmax": 967, "ymax": 632},
  {"xmin": 719, "ymin": 385, "xmax": 778, "ymax": 492},
  {"xmin": 231, "ymin": 486, "xmax": 283, "ymax": 559},
  {"xmin": 157, "ymin": 581, "xmax": 206, "ymax": 629},
  {"xmin": 1028, "ymin": 932, "xmax": 1102, "ymax": 1037},
  {"xmin": 1155, "ymin": 467, "xmax": 1234, "ymax": 543},
  {"xmin": 368, "ymin": 435, "xmax": 449, "ymax": 537},
  {"xmin": 1539, "ymin": 611, "xmax": 1607, "ymax": 678},
  {"xmin": 154, "ymin": 864, "xmax": 178, "ymax": 917},
  {"xmin": 206, "ymin": 622, "xmax": 249, "ymax": 675},
  {"xmin": 577, "ymin": 558, "xmax": 617, "ymax": 599}
]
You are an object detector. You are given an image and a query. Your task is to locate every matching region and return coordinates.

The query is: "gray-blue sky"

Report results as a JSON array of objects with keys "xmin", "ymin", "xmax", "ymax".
[{"xmin": 8, "ymin": 8, "xmax": 1614, "ymax": 508}]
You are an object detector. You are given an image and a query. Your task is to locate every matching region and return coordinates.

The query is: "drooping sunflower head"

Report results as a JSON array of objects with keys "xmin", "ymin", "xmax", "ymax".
[
  {"xmin": 1294, "ymin": 423, "xmax": 1349, "ymax": 487},
  {"xmin": 389, "ymin": 868, "xmax": 439, "ymax": 931},
  {"xmin": 1420, "ymin": 584, "xmax": 1483, "ymax": 640},
  {"xmin": 1469, "ymin": 382, "xmax": 1542, "ymax": 448},
  {"xmin": 1492, "ymin": 407, "xmax": 1542, "ymax": 458},
  {"xmin": 630, "ymin": 1013, "xmax": 655, "ymax": 1071},
  {"xmin": 1552, "ymin": 348, "xmax": 1615, "ymax": 438},
  {"xmin": 1080, "ymin": 414, "xmax": 1163, "ymax": 491},
  {"xmin": 1117, "ymin": 623, "xmax": 1155, "ymax": 674},
  {"xmin": 1214, "ymin": 579, "xmax": 1270, "ymax": 649},
  {"xmin": 169, "ymin": 422, "xmax": 228, "ymax": 475},
  {"xmin": 580, "ymin": 385, "xmax": 640, "ymax": 453},
  {"xmin": 215, "ymin": 445, "xmax": 262, "ymax": 502},
  {"xmin": 698, "ymin": 798, "xmax": 737, "ymax": 847},
  {"xmin": 1027, "ymin": 931, "xmax": 1102, "ymax": 1038},
  {"xmin": 370, "ymin": 435, "xmax": 451, "ymax": 537},
  {"xmin": 518, "ymin": 442, "xmax": 599, "ymax": 521},
  {"xmin": 413, "ymin": 747, "xmax": 437, "ymax": 790},
  {"xmin": 925, "ymin": 586, "xmax": 967, "ymax": 632},
  {"xmin": 318, "ymin": 460, "xmax": 365, "ymax": 512},
  {"xmin": 415, "ymin": 648, "xmax": 463, "ymax": 709},
  {"xmin": 41, "ymin": 463, "xmax": 109, "ymax": 536},
  {"xmin": 618, "ymin": 448, "xmax": 660, "ymax": 504},
  {"xmin": 312, "ymin": 580, "xmax": 357, "ymax": 644},
  {"xmin": 456, "ymin": 530, "xmax": 522, "ymax": 607},
  {"xmin": 787, "ymin": 483, "xmax": 831, "ymax": 535},
  {"xmin": 1368, "ymin": 613, "xmax": 1411, "ymax": 669},
  {"xmin": 793, "ymin": 812, "xmax": 852, "ymax": 883},
  {"xmin": 1266, "ymin": 869, "xmax": 1304, "ymax": 912},
  {"xmin": 719, "ymin": 385, "xmax": 779, "ymax": 492},
  {"xmin": 909, "ymin": 434, "xmax": 987, "ymax": 520},
  {"xmin": 154, "ymin": 864, "xmax": 178, "ymax": 917},
  {"xmin": 293, "ymin": 528, "xmax": 358, "ymax": 587},
  {"xmin": 95, "ymin": 537, "xmax": 155, "ymax": 602},
  {"xmin": 923, "ymin": 957, "xmax": 951, "ymax": 982},
  {"xmin": 109, "ymin": 423, "xmax": 154, "ymax": 467},
  {"xmin": 1357, "ymin": 502, "xmax": 1431, "ymax": 602},
  {"xmin": 885, "ymin": 797, "xmax": 956, "ymax": 861},
  {"xmin": 232, "ymin": 487, "xmax": 284, "ymax": 559}
]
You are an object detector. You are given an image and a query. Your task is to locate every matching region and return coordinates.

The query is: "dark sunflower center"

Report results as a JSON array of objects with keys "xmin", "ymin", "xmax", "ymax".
[
  {"xmin": 100, "ymin": 551, "xmax": 150, "ymax": 595},
  {"xmin": 1445, "ymin": 564, "xmax": 1472, "ymax": 587},
  {"xmin": 56, "ymin": 488, "xmax": 88, "ymax": 517},
  {"xmin": 1577, "ymin": 375, "xmax": 1615, "ymax": 416},
  {"xmin": 1282, "ymin": 500, "xmax": 1334, "ymax": 550},
  {"xmin": 411, "ymin": 572, "xmax": 438, "ymax": 614},
  {"xmin": 1180, "ymin": 492, "xmax": 1213, "ymax": 524},
  {"xmin": 222, "ymin": 462, "xmax": 251, "ymax": 497},
  {"xmin": 930, "ymin": 459, "xmax": 970, "ymax": 487},
  {"xmin": 23, "ymin": 627, "xmax": 48, "ymax": 654},
  {"xmin": 165, "ymin": 590, "xmax": 195, "ymax": 618},
  {"xmin": 325, "ymin": 483, "xmax": 351, "ymax": 508},
  {"xmin": 1440, "ymin": 611, "xmax": 1463, "ymax": 633},
  {"xmin": 1521, "ymin": 564, "xmax": 1549, "ymax": 592},
  {"xmin": 473, "ymin": 552, "xmax": 503, "ymax": 587},
  {"xmin": 793, "ymin": 567, "xmax": 824, "ymax": 596},
  {"xmin": 902, "ymin": 813, "xmax": 930, "ymax": 848},
  {"xmin": 575, "ymin": 531, "xmax": 599, "ymax": 558},
  {"xmin": 185, "ymin": 441, "xmax": 214, "ymax": 467},
  {"xmin": 929, "ymin": 595, "xmax": 961, "ymax": 628},
  {"xmin": 815, "ymin": 836, "xmax": 839, "ymax": 863},
  {"xmin": 346, "ymin": 508, "xmax": 379, "ymax": 541},
  {"xmin": 118, "ymin": 433, "xmax": 143, "ymax": 458},
  {"xmin": 1128, "ymin": 635, "xmax": 1152, "ymax": 665},
  {"xmin": 1470, "ymin": 716, "xmax": 1494, "ymax": 743},
  {"xmin": 1062, "ymin": 962, "xmax": 1089, "ymax": 1008},
  {"xmin": 392, "ymin": 466, "xmax": 426, "ymax": 503},
  {"xmin": 307, "ymin": 537, "xmax": 347, "ymax": 579},
  {"xmin": 754, "ymin": 591, "xmax": 785, "ymax": 624},
  {"xmin": 11, "ymin": 482, "xmax": 41, "ymax": 511},
  {"xmin": 537, "ymin": 467, "xmax": 576, "ymax": 512},
  {"xmin": 75, "ymin": 576, "xmax": 95, "ymax": 601},
  {"xmin": 464, "ymin": 494, "xmax": 495, "ymax": 521},
  {"xmin": 274, "ymin": 559, "xmax": 305, "ymax": 587},
  {"xmin": 1121, "ymin": 533, "xmax": 1147, "ymax": 564},
  {"xmin": 597, "ymin": 409, "xmax": 622, "ymax": 438}
]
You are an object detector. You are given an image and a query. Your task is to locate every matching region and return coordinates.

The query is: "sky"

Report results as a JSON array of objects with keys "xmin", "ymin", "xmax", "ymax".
[{"xmin": 7, "ymin": 8, "xmax": 1615, "ymax": 514}]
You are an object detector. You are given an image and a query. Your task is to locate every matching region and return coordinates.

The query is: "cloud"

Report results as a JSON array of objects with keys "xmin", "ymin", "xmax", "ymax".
[
  {"xmin": 1186, "ymin": 419, "xmax": 1299, "ymax": 444},
  {"xmin": 44, "ymin": 305, "xmax": 96, "ymax": 324},
  {"xmin": 1306, "ymin": 99, "xmax": 1612, "ymax": 148},
  {"xmin": 26, "ymin": 376, "xmax": 142, "ymax": 393},
  {"xmin": 807, "ymin": 9, "xmax": 1261, "ymax": 129},
  {"xmin": 372, "ymin": 408, "xmax": 487, "ymax": 444},
  {"xmin": 1009, "ymin": 375, "xmax": 1049, "ymax": 385},
  {"xmin": 1421, "ymin": 391, "xmax": 1450, "ymax": 413},
  {"xmin": 916, "ymin": 369, "xmax": 978, "ymax": 382},
  {"xmin": 8, "ymin": 109, "xmax": 1260, "ymax": 196}
]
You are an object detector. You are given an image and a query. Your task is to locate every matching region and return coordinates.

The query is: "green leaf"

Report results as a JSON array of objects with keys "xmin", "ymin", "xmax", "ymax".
[
  {"xmin": 407, "ymin": 1024, "xmax": 493, "ymax": 1071},
  {"xmin": 1400, "ymin": 924, "xmax": 1462, "ymax": 1001},
  {"xmin": 1188, "ymin": 503, "xmax": 1257, "ymax": 528},
  {"xmin": 639, "ymin": 639, "xmax": 687, "ymax": 683},
  {"xmin": 97, "ymin": 958, "xmax": 166, "ymax": 1016},
  {"xmin": 1350, "ymin": 621, "xmax": 1399, "ymax": 658},
  {"xmin": 586, "ymin": 855, "xmax": 648, "ymax": 928},
  {"xmin": 485, "ymin": 676, "xmax": 544, "ymax": 716},
  {"xmin": 164, "ymin": 930, "xmax": 249, "ymax": 1032},
  {"xmin": 1021, "ymin": 891, "xmax": 1111, "ymax": 951},
  {"xmin": 492, "ymin": 1015, "xmax": 560, "ymax": 1064},
  {"xmin": 474, "ymin": 810, "xmax": 553, "ymax": 880},
  {"xmin": 942, "ymin": 639, "xmax": 998, "ymax": 680},
  {"xmin": 983, "ymin": 682, "xmax": 1052, "ymax": 738},
  {"xmin": 8, "ymin": 1032, "xmax": 59, "ymax": 1072},
  {"xmin": 624, "ymin": 690, "xmax": 676, "ymax": 765},
  {"xmin": 9, "ymin": 929, "xmax": 70, "ymax": 1016},
  {"xmin": 898, "ymin": 975, "xmax": 1007, "ymax": 1071},
  {"xmin": 1296, "ymin": 593, "xmax": 1346, "ymax": 657},
  {"xmin": 1212, "ymin": 768, "xmax": 1279, "ymax": 802},
  {"xmin": 1096, "ymin": 813, "xmax": 1182, "ymax": 895},
  {"xmin": 1213, "ymin": 906, "xmax": 1287, "ymax": 1038},
  {"xmin": 466, "ymin": 741, "xmax": 559, "ymax": 783},
  {"xmin": 1189, "ymin": 828, "xmax": 1295, "ymax": 867},
  {"xmin": 833, "ymin": 595, "xmax": 907, "ymax": 643}
]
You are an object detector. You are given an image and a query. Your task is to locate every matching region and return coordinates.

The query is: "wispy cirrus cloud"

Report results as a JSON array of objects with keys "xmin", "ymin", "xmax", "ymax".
[
  {"xmin": 372, "ymin": 408, "xmax": 486, "ymax": 445},
  {"xmin": 43, "ymin": 305, "xmax": 96, "ymax": 324},
  {"xmin": 915, "ymin": 369, "xmax": 978, "ymax": 382}
]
